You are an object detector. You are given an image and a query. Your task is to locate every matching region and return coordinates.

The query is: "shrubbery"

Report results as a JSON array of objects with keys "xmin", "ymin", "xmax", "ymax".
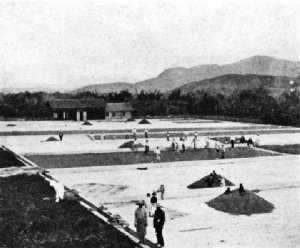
[
  {"xmin": 0, "ymin": 174, "xmax": 137, "ymax": 248},
  {"xmin": 0, "ymin": 86, "xmax": 299, "ymax": 126}
]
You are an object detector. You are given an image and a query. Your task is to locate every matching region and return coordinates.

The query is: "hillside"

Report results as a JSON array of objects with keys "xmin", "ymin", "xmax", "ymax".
[
  {"xmin": 173, "ymin": 74, "xmax": 298, "ymax": 97},
  {"xmin": 135, "ymin": 56, "xmax": 300, "ymax": 92},
  {"xmin": 18, "ymin": 55, "xmax": 299, "ymax": 94},
  {"xmin": 70, "ymin": 82, "xmax": 140, "ymax": 94}
]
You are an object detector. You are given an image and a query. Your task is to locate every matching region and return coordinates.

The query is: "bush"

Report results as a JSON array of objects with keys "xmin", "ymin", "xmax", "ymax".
[
  {"xmin": 0, "ymin": 221, "xmax": 18, "ymax": 245},
  {"xmin": 73, "ymin": 216, "xmax": 99, "ymax": 235},
  {"xmin": 81, "ymin": 234, "xmax": 99, "ymax": 248},
  {"xmin": 29, "ymin": 215, "xmax": 55, "ymax": 233},
  {"xmin": 0, "ymin": 208, "xmax": 20, "ymax": 220}
]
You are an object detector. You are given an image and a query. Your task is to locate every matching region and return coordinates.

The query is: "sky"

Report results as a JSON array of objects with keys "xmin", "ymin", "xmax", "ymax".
[{"xmin": 0, "ymin": 0, "xmax": 299, "ymax": 90}]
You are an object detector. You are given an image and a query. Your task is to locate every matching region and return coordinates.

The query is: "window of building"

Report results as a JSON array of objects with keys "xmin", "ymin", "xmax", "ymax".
[
  {"xmin": 53, "ymin": 113, "xmax": 58, "ymax": 119},
  {"xmin": 122, "ymin": 111, "xmax": 126, "ymax": 116},
  {"xmin": 106, "ymin": 112, "xmax": 109, "ymax": 117},
  {"xmin": 112, "ymin": 112, "xmax": 116, "ymax": 117}
]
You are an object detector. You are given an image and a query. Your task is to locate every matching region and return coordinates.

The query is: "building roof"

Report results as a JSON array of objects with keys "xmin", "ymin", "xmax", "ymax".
[
  {"xmin": 49, "ymin": 99, "xmax": 105, "ymax": 109},
  {"xmin": 106, "ymin": 103, "xmax": 134, "ymax": 112}
]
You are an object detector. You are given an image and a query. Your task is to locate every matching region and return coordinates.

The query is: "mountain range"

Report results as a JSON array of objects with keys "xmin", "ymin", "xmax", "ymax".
[
  {"xmin": 72, "ymin": 55, "xmax": 300, "ymax": 94},
  {"xmin": 70, "ymin": 82, "xmax": 139, "ymax": 94},
  {"xmin": 0, "ymin": 86, "xmax": 71, "ymax": 94},
  {"xmin": 1, "ymin": 55, "xmax": 299, "ymax": 94},
  {"xmin": 173, "ymin": 74, "xmax": 298, "ymax": 98}
]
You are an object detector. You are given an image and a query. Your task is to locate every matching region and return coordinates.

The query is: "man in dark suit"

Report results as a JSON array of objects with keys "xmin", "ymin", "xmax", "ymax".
[{"xmin": 153, "ymin": 203, "xmax": 165, "ymax": 247}]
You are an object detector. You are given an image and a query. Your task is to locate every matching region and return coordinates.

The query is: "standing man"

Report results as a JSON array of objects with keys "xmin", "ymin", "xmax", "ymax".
[
  {"xmin": 58, "ymin": 132, "xmax": 63, "ymax": 141},
  {"xmin": 182, "ymin": 138, "xmax": 186, "ymax": 153},
  {"xmin": 154, "ymin": 146, "xmax": 161, "ymax": 163},
  {"xmin": 221, "ymin": 145, "xmax": 226, "ymax": 159},
  {"xmin": 175, "ymin": 141, "xmax": 180, "ymax": 154},
  {"xmin": 157, "ymin": 185, "xmax": 165, "ymax": 200},
  {"xmin": 230, "ymin": 135, "xmax": 235, "ymax": 148},
  {"xmin": 144, "ymin": 129, "xmax": 148, "ymax": 139},
  {"xmin": 145, "ymin": 140, "xmax": 150, "ymax": 154},
  {"xmin": 205, "ymin": 136, "xmax": 210, "ymax": 148},
  {"xmin": 183, "ymin": 131, "xmax": 188, "ymax": 140},
  {"xmin": 166, "ymin": 132, "xmax": 170, "ymax": 141},
  {"xmin": 171, "ymin": 138, "xmax": 176, "ymax": 151},
  {"xmin": 133, "ymin": 139, "xmax": 139, "ymax": 151},
  {"xmin": 153, "ymin": 203, "xmax": 165, "ymax": 248},
  {"xmin": 134, "ymin": 200, "xmax": 148, "ymax": 244},
  {"xmin": 150, "ymin": 192, "xmax": 158, "ymax": 217},
  {"xmin": 145, "ymin": 193, "xmax": 151, "ymax": 217},
  {"xmin": 191, "ymin": 136, "xmax": 197, "ymax": 150},
  {"xmin": 89, "ymin": 132, "xmax": 95, "ymax": 140},
  {"xmin": 101, "ymin": 131, "xmax": 105, "ymax": 140},
  {"xmin": 132, "ymin": 128, "xmax": 137, "ymax": 140},
  {"xmin": 247, "ymin": 137, "xmax": 253, "ymax": 147},
  {"xmin": 215, "ymin": 140, "xmax": 220, "ymax": 153}
]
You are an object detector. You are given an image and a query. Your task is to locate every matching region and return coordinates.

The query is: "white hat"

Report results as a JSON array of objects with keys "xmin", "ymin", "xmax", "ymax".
[
  {"xmin": 136, "ymin": 200, "xmax": 145, "ymax": 205},
  {"xmin": 156, "ymin": 203, "xmax": 163, "ymax": 208}
]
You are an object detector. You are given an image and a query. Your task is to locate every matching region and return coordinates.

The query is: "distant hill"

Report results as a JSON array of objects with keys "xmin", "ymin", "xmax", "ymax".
[
  {"xmin": 172, "ymin": 74, "xmax": 299, "ymax": 98},
  {"xmin": 135, "ymin": 55, "xmax": 300, "ymax": 92},
  {"xmin": 0, "ymin": 86, "xmax": 70, "ymax": 94},
  {"xmin": 3, "ymin": 55, "xmax": 298, "ymax": 94},
  {"xmin": 70, "ymin": 82, "xmax": 140, "ymax": 94}
]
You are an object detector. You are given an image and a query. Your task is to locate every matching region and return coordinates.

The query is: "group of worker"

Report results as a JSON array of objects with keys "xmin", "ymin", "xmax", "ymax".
[
  {"xmin": 89, "ymin": 131, "xmax": 106, "ymax": 141},
  {"xmin": 134, "ymin": 185, "xmax": 166, "ymax": 247},
  {"xmin": 224, "ymin": 183, "xmax": 246, "ymax": 195},
  {"xmin": 169, "ymin": 131, "xmax": 199, "ymax": 152},
  {"xmin": 224, "ymin": 134, "xmax": 260, "ymax": 148},
  {"xmin": 206, "ymin": 170, "xmax": 226, "ymax": 187}
]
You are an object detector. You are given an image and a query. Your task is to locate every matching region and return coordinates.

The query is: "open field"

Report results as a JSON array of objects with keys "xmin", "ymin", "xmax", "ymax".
[
  {"xmin": 0, "ymin": 119, "xmax": 252, "ymax": 134},
  {"xmin": 1, "ymin": 131, "xmax": 300, "ymax": 156},
  {"xmin": 49, "ymin": 155, "xmax": 300, "ymax": 248},
  {"xmin": 27, "ymin": 147, "xmax": 278, "ymax": 168},
  {"xmin": 0, "ymin": 174, "xmax": 137, "ymax": 248},
  {"xmin": 1, "ymin": 119, "xmax": 300, "ymax": 248},
  {"xmin": 0, "ymin": 119, "xmax": 299, "ymax": 136}
]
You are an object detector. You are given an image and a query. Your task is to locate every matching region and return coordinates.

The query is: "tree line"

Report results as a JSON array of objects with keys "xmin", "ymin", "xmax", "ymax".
[{"xmin": 0, "ymin": 87, "xmax": 299, "ymax": 126}]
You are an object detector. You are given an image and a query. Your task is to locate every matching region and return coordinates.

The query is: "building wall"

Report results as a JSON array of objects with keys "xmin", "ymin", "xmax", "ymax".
[
  {"xmin": 106, "ymin": 111, "xmax": 132, "ymax": 119},
  {"xmin": 52, "ymin": 107, "xmax": 105, "ymax": 121}
]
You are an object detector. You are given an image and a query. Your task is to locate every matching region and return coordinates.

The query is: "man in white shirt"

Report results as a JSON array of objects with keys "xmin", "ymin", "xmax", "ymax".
[
  {"xmin": 154, "ymin": 146, "xmax": 161, "ymax": 163},
  {"xmin": 133, "ymin": 139, "xmax": 139, "ymax": 151},
  {"xmin": 49, "ymin": 180, "xmax": 65, "ymax": 202},
  {"xmin": 133, "ymin": 128, "xmax": 137, "ymax": 140}
]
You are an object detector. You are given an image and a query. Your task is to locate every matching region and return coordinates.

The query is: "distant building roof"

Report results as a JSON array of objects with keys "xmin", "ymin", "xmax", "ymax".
[
  {"xmin": 106, "ymin": 103, "xmax": 134, "ymax": 112},
  {"xmin": 49, "ymin": 99, "xmax": 105, "ymax": 109}
]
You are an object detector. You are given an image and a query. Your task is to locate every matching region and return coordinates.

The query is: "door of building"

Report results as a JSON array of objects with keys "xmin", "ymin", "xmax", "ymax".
[{"xmin": 83, "ymin": 111, "xmax": 87, "ymax": 121}]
